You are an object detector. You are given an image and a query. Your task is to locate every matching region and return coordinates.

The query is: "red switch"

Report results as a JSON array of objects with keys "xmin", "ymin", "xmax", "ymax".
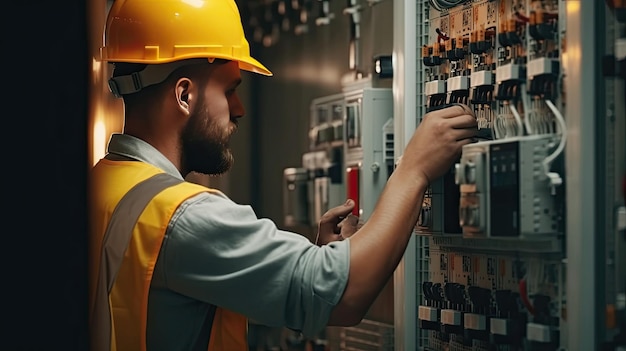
[{"xmin": 346, "ymin": 165, "xmax": 360, "ymax": 216}]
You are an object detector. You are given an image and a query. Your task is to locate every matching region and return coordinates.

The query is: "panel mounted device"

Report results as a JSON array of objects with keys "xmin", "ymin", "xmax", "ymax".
[{"xmin": 343, "ymin": 86, "xmax": 394, "ymax": 222}]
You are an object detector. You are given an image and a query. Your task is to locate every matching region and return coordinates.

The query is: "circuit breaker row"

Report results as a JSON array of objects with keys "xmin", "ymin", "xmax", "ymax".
[
  {"xmin": 417, "ymin": 0, "xmax": 565, "ymax": 239},
  {"xmin": 418, "ymin": 247, "xmax": 563, "ymax": 350},
  {"xmin": 416, "ymin": 1, "xmax": 567, "ymax": 350}
]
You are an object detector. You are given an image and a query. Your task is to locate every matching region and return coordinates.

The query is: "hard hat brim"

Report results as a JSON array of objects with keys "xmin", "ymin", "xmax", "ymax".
[
  {"xmin": 239, "ymin": 56, "xmax": 273, "ymax": 76},
  {"xmin": 100, "ymin": 49, "xmax": 273, "ymax": 77}
]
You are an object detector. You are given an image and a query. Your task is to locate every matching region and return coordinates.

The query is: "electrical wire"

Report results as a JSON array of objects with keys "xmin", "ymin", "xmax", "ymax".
[
  {"xmin": 521, "ymin": 84, "xmax": 535, "ymax": 135},
  {"xmin": 533, "ymin": 99, "xmax": 547, "ymax": 134},
  {"xmin": 428, "ymin": 0, "xmax": 466, "ymax": 11},
  {"xmin": 543, "ymin": 100, "xmax": 566, "ymax": 169},
  {"xmin": 494, "ymin": 108, "xmax": 506, "ymax": 140},
  {"xmin": 508, "ymin": 103, "xmax": 524, "ymax": 137},
  {"xmin": 543, "ymin": 99, "xmax": 566, "ymax": 192},
  {"xmin": 435, "ymin": 28, "xmax": 450, "ymax": 42},
  {"xmin": 519, "ymin": 279, "xmax": 536, "ymax": 316}
]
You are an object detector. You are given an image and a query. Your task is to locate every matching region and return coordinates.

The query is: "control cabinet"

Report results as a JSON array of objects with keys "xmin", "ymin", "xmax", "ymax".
[{"xmin": 393, "ymin": 1, "xmax": 625, "ymax": 350}]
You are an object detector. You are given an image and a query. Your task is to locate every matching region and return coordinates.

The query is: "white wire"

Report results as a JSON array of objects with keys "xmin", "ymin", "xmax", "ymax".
[
  {"xmin": 506, "ymin": 116, "xmax": 517, "ymax": 137},
  {"xmin": 525, "ymin": 109, "xmax": 535, "ymax": 135},
  {"xmin": 508, "ymin": 103, "xmax": 525, "ymax": 137},
  {"xmin": 490, "ymin": 113, "xmax": 498, "ymax": 140},
  {"xmin": 494, "ymin": 115, "xmax": 502, "ymax": 139},
  {"xmin": 543, "ymin": 100, "xmax": 566, "ymax": 173},
  {"xmin": 529, "ymin": 100, "xmax": 537, "ymax": 134},
  {"xmin": 521, "ymin": 84, "xmax": 535, "ymax": 135},
  {"xmin": 545, "ymin": 107, "xmax": 557, "ymax": 133},
  {"xmin": 494, "ymin": 107, "xmax": 507, "ymax": 139},
  {"xmin": 533, "ymin": 99, "xmax": 547, "ymax": 134},
  {"xmin": 505, "ymin": 115, "xmax": 516, "ymax": 137},
  {"xmin": 532, "ymin": 110, "xmax": 540, "ymax": 134}
]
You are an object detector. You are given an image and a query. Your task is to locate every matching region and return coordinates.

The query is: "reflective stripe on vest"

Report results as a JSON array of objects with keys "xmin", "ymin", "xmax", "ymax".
[
  {"xmin": 91, "ymin": 173, "xmax": 183, "ymax": 351},
  {"xmin": 89, "ymin": 160, "xmax": 248, "ymax": 351}
]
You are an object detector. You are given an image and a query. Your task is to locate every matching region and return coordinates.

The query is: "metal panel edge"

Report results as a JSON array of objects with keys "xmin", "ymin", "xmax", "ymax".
[
  {"xmin": 564, "ymin": 0, "xmax": 599, "ymax": 349},
  {"xmin": 392, "ymin": 0, "xmax": 417, "ymax": 350}
]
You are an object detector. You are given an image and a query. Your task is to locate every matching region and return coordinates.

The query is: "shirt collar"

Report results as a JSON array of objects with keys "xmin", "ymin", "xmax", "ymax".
[{"xmin": 106, "ymin": 133, "xmax": 184, "ymax": 180}]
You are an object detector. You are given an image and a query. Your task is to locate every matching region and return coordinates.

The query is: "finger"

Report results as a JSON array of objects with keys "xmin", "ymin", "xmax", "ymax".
[
  {"xmin": 455, "ymin": 135, "xmax": 477, "ymax": 149},
  {"xmin": 449, "ymin": 114, "xmax": 479, "ymax": 129},
  {"xmin": 318, "ymin": 199, "xmax": 356, "ymax": 234},
  {"xmin": 338, "ymin": 214, "xmax": 360, "ymax": 239},
  {"xmin": 450, "ymin": 103, "xmax": 474, "ymax": 115},
  {"xmin": 451, "ymin": 126, "xmax": 479, "ymax": 141},
  {"xmin": 431, "ymin": 104, "xmax": 474, "ymax": 119},
  {"xmin": 333, "ymin": 210, "xmax": 359, "ymax": 235}
]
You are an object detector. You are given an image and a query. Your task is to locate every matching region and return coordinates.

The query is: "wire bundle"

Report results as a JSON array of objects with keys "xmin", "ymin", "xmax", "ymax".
[{"xmin": 428, "ymin": 0, "xmax": 467, "ymax": 11}]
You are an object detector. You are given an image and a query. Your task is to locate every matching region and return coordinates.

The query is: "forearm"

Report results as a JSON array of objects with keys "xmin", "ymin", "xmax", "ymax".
[
  {"xmin": 329, "ymin": 165, "xmax": 427, "ymax": 325},
  {"xmin": 327, "ymin": 104, "xmax": 477, "ymax": 326}
]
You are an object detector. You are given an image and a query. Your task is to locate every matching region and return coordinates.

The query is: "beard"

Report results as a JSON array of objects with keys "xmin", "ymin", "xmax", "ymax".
[{"xmin": 180, "ymin": 102, "xmax": 235, "ymax": 176}]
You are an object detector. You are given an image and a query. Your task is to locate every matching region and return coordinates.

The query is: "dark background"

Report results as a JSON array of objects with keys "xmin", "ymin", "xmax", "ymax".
[{"xmin": 4, "ymin": 1, "xmax": 89, "ymax": 349}]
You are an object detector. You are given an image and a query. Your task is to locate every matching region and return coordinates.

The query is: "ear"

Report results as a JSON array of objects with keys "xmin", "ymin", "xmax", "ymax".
[{"xmin": 175, "ymin": 78, "xmax": 194, "ymax": 115}]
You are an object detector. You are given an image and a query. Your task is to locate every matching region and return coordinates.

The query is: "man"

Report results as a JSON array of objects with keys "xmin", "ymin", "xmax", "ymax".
[{"xmin": 88, "ymin": 0, "xmax": 478, "ymax": 350}]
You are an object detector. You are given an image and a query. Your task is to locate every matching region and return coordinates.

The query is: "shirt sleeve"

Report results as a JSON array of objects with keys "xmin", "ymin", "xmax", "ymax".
[{"xmin": 155, "ymin": 191, "xmax": 350, "ymax": 337}]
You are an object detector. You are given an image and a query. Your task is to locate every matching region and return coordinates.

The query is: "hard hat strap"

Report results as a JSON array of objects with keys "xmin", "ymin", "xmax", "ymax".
[{"xmin": 107, "ymin": 58, "xmax": 210, "ymax": 98}]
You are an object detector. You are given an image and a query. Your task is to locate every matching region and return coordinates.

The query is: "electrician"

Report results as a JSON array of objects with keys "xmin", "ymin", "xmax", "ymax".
[{"xmin": 88, "ymin": 0, "xmax": 478, "ymax": 350}]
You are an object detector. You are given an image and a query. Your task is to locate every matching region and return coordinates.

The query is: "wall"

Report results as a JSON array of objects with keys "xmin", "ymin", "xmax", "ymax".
[
  {"xmin": 7, "ymin": 0, "xmax": 89, "ymax": 348},
  {"xmin": 247, "ymin": 0, "xmax": 395, "ymax": 227}
]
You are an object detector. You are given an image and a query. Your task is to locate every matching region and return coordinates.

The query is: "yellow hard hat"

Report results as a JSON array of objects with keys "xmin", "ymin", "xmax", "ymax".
[{"xmin": 100, "ymin": 0, "xmax": 272, "ymax": 77}]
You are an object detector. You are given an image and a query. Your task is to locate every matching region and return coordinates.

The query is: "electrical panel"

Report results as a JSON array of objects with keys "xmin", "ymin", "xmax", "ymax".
[
  {"xmin": 282, "ymin": 93, "xmax": 346, "ymax": 228},
  {"xmin": 601, "ymin": 2, "xmax": 626, "ymax": 349},
  {"xmin": 414, "ymin": 1, "xmax": 570, "ymax": 350},
  {"xmin": 282, "ymin": 82, "xmax": 394, "ymax": 227},
  {"xmin": 343, "ymin": 86, "xmax": 394, "ymax": 222}
]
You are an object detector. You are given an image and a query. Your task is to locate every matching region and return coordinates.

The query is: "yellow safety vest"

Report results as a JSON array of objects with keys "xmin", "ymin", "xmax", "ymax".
[{"xmin": 89, "ymin": 158, "xmax": 248, "ymax": 351}]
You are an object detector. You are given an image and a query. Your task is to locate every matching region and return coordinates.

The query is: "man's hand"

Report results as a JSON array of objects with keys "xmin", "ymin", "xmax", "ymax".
[
  {"xmin": 399, "ymin": 103, "xmax": 478, "ymax": 185},
  {"xmin": 315, "ymin": 199, "xmax": 361, "ymax": 246}
]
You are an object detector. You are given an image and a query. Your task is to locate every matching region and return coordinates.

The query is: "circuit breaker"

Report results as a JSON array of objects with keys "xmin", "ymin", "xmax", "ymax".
[
  {"xmin": 456, "ymin": 134, "xmax": 563, "ymax": 238},
  {"xmin": 412, "ymin": 1, "xmax": 569, "ymax": 350}
]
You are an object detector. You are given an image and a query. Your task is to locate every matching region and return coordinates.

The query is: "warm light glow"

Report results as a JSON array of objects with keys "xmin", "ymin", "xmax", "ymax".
[
  {"xmin": 566, "ymin": 0, "xmax": 580, "ymax": 15},
  {"xmin": 564, "ymin": 47, "xmax": 580, "ymax": 76},
  {"xmin": 563, "ymin": 0, "xmax": 581, "ymax": 75},
  {"xmin": 93, "ymin": 118, "xmax": 107, "ymax": 166},
  {"xmin": 182, "ymin": 0, "xmax": 204, "ymax": 8},
  {"xmin": 560, "ymin": 52, "xmax": 569, "ymax": 73},
  {"xmin": 92, "ymin": 57, "xmax": 101, "ymax": 74},
  {"xmin": 92, "ymin": 57, "xmax": 103, "ymax": 82}
]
